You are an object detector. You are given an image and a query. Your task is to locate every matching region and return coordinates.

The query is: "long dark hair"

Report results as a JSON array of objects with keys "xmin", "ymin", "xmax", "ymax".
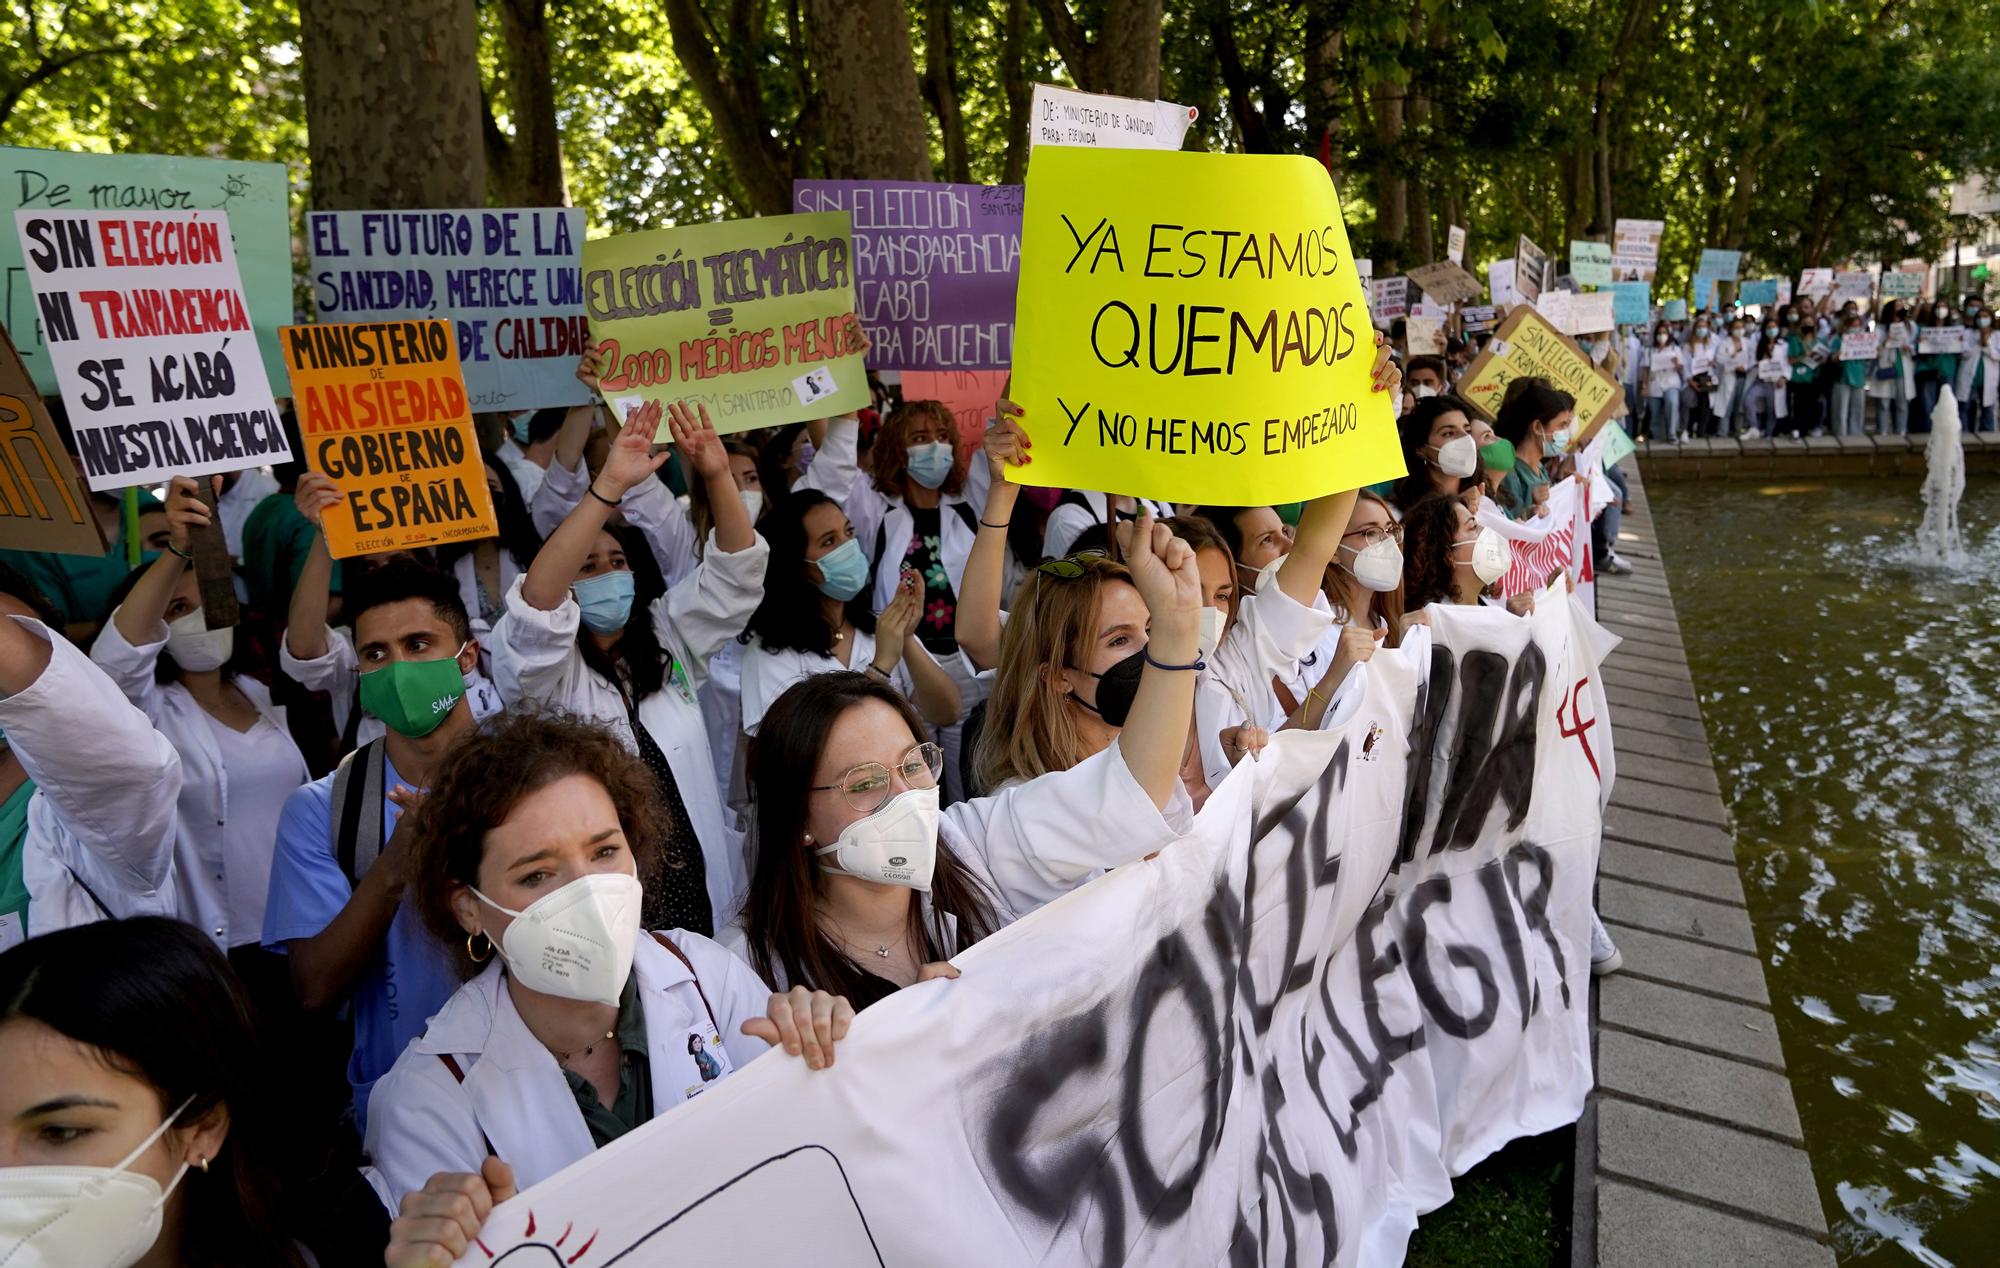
[
  {"xmin": 438, "ymin": 456, "xmax": 542, "ymax": 573},
  {"xmin": 577, "ymin": 523, "xmax": 672, "ymax": 703},
  {"xmin": 1402, "ymin": 494, "xmax": 1467, "ymax": 611},
  {"xmin": 744, "ymin": 673, "xmax": 999, "ymax": 1009},
  {"xmin": 746, "ymin": 490, "xmax": 876, "ymax": 657},
  {"xmin": 1494, "ymin": 377, "xmax": 1575, "ymax": 447},
  {"xmin": 0, "ymin": 918, "xmax": 307, "ymax": 1268},
  {"xmin": 101, "ymin": 564, "xmax": 262, "ymax": 687},
  {"xmin": 1391, "ymin": 394, "xmax": 1475, "ymax": 512}
]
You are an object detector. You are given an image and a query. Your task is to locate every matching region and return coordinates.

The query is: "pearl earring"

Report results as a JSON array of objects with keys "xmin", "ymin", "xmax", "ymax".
[{"xmin": 802, "ymin": 833, "xmax": 814, "ymax": 845}]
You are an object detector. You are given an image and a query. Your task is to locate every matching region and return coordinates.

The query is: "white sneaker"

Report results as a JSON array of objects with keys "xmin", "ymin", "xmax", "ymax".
[{"xmin": 1590, "ymin": 911, "xmax": 1623, "ymax": 976}]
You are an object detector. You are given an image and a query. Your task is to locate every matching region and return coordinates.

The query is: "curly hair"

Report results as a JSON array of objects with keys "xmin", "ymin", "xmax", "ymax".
[
  {"xmin": 405, "ymin": 707, "xmax": 667, "ymax": 976},
  {"xmin": 1401, "ymin": 493, "xmax": 1469, "ymax": 612},
  {"xmin": 870, "ymin": 398, "xmax": 967, "ymax": 498}
]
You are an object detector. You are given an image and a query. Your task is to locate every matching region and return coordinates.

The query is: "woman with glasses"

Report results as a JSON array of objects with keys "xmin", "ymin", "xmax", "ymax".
[
  {"xmin": 727, "ymin": 515, "xmax": 1205, "ymax": 1008},
  {"xmin": 367, "ymin": 711, "xmax": 852, "ymax": 1250},
  {"xmin": 490, "ymin": 399, "xmax": 766, "ymax": 939}
]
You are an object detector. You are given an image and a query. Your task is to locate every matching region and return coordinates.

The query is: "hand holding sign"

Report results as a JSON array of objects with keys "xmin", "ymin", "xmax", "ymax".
[
  {"xmin": 294, "ymin": 470, "xmax": 341, "ymax": 530},
  {"xmin": 385, "ymin": 1157, "xmax": 518, "ymax": 1268},
  {"xmin": 984, "ymin": 404, "xmax": 1032, "ymax": 481},
  {"xmin": 163, "ymin": 475, "xmax": 219, "ymax": 555},
  {"xmin": 575, "ymin": 338, "xmax": 605, "ymax": 394}
]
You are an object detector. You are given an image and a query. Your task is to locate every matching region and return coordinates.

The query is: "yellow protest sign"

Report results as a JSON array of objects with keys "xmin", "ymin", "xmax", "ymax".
[
  {"xmin": 281, "ymin": 319, "xmax": 499, "ymax": 558},
  {"xmin": 1009, "ymin": 149, "xmax": 1402, "ymax": 506},
  {"xmin": 1457, "ymin": 307, "xmax": 1624, "ymax": 432}
]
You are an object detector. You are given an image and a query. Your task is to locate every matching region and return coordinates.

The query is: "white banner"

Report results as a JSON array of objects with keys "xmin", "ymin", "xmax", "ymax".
[
  {"xmin": 453, "ymin": 603, "xmax": 1613, "ymax": 1267},
  {"xmin": 14, "ymin": 208, "xmax": 287, "ymax": 489},
  {"xmin": 307, "ymin": 209, "xmax": 590, "ymax": 412},
  {"xmin": 1477, "ymin": 476, "xmax": 1584, "ymax": 598},
  {"xmin": 1028, "ymin": 84, "xmax": 1197, "ymax": 151}
]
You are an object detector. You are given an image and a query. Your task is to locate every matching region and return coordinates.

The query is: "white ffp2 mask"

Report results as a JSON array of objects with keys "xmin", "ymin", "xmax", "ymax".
[
  {"xmin": 0, "ymin": 1095, "xmax": 194, "ymax": 1268},
  {"xmin": 164, "ymin": 608, "xmax": 233, "ymax": 672},
  {"xmin": 1431, "ymin": 434, "xmax": 1478, "ymax": 478},
  {"xmin": 1197, "ymin": 605, "xmax": 1228, "ymax": 659},
  {"xmin": 816, "ymin": 787, "xmax": 939, "ymax": 891},
  {"xmin": 1469, "ymin": 527, "xmax": 1511, "ymax": 585},
  {"xmin": 1342, "ymin": 539, "xmax": 1404, "ymax": 592},
  {"xmin": 472, "ymin": 871, "xmax": 644, "ymax": 1007}
]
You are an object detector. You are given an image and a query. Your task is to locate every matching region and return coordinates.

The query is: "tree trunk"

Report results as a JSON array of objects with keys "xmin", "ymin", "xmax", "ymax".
[
  {"xmin": 999, "ymin": 0, "xmax": 1031, "ymax": 185},
  {"xmin": 300, "ymin": 0, "xmax": 486, "ymax": 208},
  {"xmin": 659, "ymin": 0, "xmax": 797, "ymax": 214},
  {"xmin": 1031, "ymin": 0, "xmax": 1162, "ymax": 99},
  {"xmin": 1304, "ymin": 13, "xmax": 1345, "ymax": 186},
  {"xmin": 921, "ymin": 0, "xmax": 970, "ymax": 182},
  {"xmin": 484, "ymin": 0, "xmax": 568, "ymax": 206},
  {"xmin": 1371, "ymin": 78, "xmax": 1407, "ymax": 261},
  {"xmin": 804, "ymin": 0, "xmax": 933, "ymax": 180}
]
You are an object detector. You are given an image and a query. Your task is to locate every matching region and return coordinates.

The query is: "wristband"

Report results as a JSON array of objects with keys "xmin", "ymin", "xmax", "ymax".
[
  {"xmin": 165, "ymin": 541, "xmax": 193, "ymax": 561},
  {"xmin": 586, "ymin": 483, "xmax": 621, "ymax": 507},
  {"xmin": 980, "ymin": 518, "xmax": 1011, "ymax": 529},
  {"xmin": 866, "ymin": 663, "xmax": 894, "ymax": 680},
  {"xmin": 1142, "ymin": 648, "xmax": 1205, "ymax": 673}
]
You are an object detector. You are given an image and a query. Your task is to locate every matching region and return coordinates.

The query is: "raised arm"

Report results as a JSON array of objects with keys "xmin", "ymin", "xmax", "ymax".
[
  {"xmin": 1273, "ymin": 339, "xmax": 1397, "ymax": 606},
  {"xmin": 521, "ymin": 401, "xmax": 669, "ymax": 612},
  {"xmin": 110, "ymin": 474, "xmax": 214, "ymax": 649},
  {"xmin": 284, "ymin": 472, "xmax": 343, "ymax": 662},
  {"xmin": 1110, "ymin": 513, "xmax": 1203, "ymax": 811},
  {"xmin": 954, "ymin": 403, "xmax": 1030, "ymax": 671},
  {"xmin": 666, "ymin": 400, "xmax": 752, "ymax": 554}
]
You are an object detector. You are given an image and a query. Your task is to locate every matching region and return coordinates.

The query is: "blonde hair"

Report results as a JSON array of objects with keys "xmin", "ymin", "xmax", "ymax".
[{"xmin": 974, "ymin": 555, "xmax": 1134, "ymax": 790}]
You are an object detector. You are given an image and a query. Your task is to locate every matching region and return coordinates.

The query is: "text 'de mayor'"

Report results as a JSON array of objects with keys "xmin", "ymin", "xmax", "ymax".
[
  {"xmin": 13, "ymin": 208, "xmax": 290, "ymax": 489},
  {"xmin": 1009, "ymin": 149, "xmax": 1404, "ymax": 506},
  {"xmin": 280, "ymin": 317, "xmax": 497, "ymax": 557}
]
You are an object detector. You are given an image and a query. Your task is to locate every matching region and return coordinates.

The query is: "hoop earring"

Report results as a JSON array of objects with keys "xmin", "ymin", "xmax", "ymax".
[{"xmin": 466, "ymin": 930, "xmax": 494, "ymax": 964}]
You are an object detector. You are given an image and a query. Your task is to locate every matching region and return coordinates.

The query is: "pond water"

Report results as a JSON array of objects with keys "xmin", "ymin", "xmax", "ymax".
[{"xmin": 1653, "ymin": 477, "xmax": 2000, "ymax": 1266}]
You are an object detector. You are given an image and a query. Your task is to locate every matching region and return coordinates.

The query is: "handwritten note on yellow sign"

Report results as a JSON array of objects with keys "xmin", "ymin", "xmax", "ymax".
[
  {"xmin": 1009, "ymin": 149, "xmax": 1403, "ymax": 506},
  {"xmin": 1456, "ymin": 307, "xmax": 1624, "ymax": 432}
]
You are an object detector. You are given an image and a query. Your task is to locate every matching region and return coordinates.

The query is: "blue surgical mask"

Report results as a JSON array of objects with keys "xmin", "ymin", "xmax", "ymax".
[
  {"xmin": 906, "ymin": 441, "xmax": 955, "ymax": 490},
  {"xmin": 510, "ymin": 412, "xmax": 534, "ymax": 443},
  {"xmin": 813, "ymin": 537, "xmax": 869, "ymax": 601},
  {"xmin": 573, "ymin": 569, "xmax": 636, "ymax": 634}
]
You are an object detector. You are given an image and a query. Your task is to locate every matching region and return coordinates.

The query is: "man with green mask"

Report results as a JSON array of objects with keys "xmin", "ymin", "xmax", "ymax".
[{"xmin": 263, "ymin": 557, "xmax": 486, "ymax": 1126}]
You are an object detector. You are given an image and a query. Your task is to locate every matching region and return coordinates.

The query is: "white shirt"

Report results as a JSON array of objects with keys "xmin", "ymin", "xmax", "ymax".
[
  {"xmin": 495, "ymin": 438, "xmax": 549, "ymax": 506},
  {"xmin": 204, "ymin": 710, "xmax": 303, "ymax": 945},
  {"xmin": 1646, "ymin": 344, "xmax": 1685, "ymax": 394},
  {"xmin": 739, "ymin": 630, "xmax": 912, "ymax": 738},
  {"xmin": 216, "ymin": 468, "xmax": 280, "ymax": 558}
]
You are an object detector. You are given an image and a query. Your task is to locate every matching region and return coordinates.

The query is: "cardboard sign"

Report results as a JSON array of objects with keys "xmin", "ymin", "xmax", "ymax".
[
  {"xmin": 0, "ymin": 324, "xmax": 103, "ymax": 555},
  {"xmin": 0, "ymin": 147, "xmax": 291, "ymax": 394},
  {"xmin": 1027, "ymin": 83, "xmax": 1196, "ymax": 151},
  {"xmin": 1569, "ymin": 241, "xmax": 1613, "ymax": 288},
  {"xmin": 1740, "ymin": 278, "xmax": 1779, "ymax": 306},
  {"xmin": 1446, "ymin": 224, "xmax": 1466, "ymax": 265},
  {"xmin": 1840, "ymin": 331, "xmax": 1880, "ymax": 361},
  {"xmin": 792, "ymin": 181, "xmax": 1020, "ymax": 371},
  {"xmin": 1405, "ymin": 315, "xmax": 1444, "ymax": 356},
  {"xmin": 1799, "ymin": 267, "xmax": 1834, "ymax": 300},
  {"xmin": 14, "ymin": 209, "xmax": 288, "ymax": 490},
  {"xmin": 1611, "ymin": 218, "xmax": 1663, "ymax": 281},
  {"xmin": 1832, "ymin": 271, "xmax": 1874, "ymax": 303},
  {"xmin": 1457, "ymin": 306, "xmax": 1623, "ymax": 432},
  {"xmin": 1406, "ymin": 259, "xmax": 1484, "ymax": 305},
  {"xmin": 1571, "ymin": 292, "xmax": 1616, "ymax": 334},
  {"xmin": 1919, "ymin": 326, "xmax": 1967, "ymax": 355},
  {"xmin": 899, "ymin": 369, "xmax": 1010, "ymax": 452},
  {"xmin": 579, "ymin": 211, "xmax": 868, "ymax": 435},
  {"xmin": 281, "ymin": 319, "xmax": 498, "ymax": 557},
  {"xmin": 1514, "ymin": 236, "xmax": 1548, "ymax": 306},
  {"xmin": 1698, "ymin": 248, "xmax": 1742, "ymax": 281},
  {"xmin": 1533, "ymin": 290, "xmax": 1573, "ymax": 335},
  {"xmin": 306, "ymin": 209, "xmax": 589, "ymax": 412},
  {"xmin": 1609, "ymin": 282, "xmax": 1652, "ymax": 326},
  {"xmin": 1009, "ymin": 149, "xmax": 1401, "ymax": 506},
  {"xmin": 1368, "ymin": 276, "xmax": 1410, "ymax": 325},
  {"xmin": 1881, "ymin": 270, "xmax": 1923, "ymax": 299}
]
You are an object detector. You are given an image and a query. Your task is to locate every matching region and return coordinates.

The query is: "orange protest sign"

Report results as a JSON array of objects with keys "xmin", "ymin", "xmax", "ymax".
[{"xmin": 281, "ymin": 319, "xmax": 498, "ymax": 558}]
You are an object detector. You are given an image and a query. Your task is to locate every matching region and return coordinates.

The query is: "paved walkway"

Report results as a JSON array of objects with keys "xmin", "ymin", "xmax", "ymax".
[{"xmin": 1571, "ymin": 462, "xmax": 1837, "ymax": 1267}]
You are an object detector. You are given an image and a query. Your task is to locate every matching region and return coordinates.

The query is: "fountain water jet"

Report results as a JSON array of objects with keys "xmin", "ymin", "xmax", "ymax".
[{"xmin": 1916, "ymin": 385, "xmax": 1966, "ymax": 567}]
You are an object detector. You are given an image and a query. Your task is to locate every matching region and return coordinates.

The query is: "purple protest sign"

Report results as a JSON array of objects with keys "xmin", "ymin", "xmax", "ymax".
[{"xmin": 792, "ymin": 180, "xmax": 1020, "ymax": 371}]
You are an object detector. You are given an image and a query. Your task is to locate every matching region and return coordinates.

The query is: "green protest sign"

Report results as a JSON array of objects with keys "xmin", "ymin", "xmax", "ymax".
[
  {"xmin": 579, "ymin": 211, "xmax": 868, "ymax": 434},
  {"xmin": 0, "ymin": 146, "xmax": 291, "ymax": 394}
]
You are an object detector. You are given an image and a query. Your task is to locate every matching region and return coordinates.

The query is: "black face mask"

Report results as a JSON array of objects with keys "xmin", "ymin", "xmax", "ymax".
[{"xmin": 1069, "ymin": 647, "xmax": 1147, "ymax": 728}]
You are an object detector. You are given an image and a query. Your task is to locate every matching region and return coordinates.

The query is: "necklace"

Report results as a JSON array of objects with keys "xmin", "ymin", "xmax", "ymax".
[{"xmin": 553, "ymin": 1028, "xmax": 616, "ymax": 1065}]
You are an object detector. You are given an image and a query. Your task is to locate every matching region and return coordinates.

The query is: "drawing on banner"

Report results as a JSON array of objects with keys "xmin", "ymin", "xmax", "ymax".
[
  {"xmin": 1568, "ymin": 241, "xmax": 1613, "ymax": 289},
  {"xmin": 281, "ymin": 318, "xmax": 498, "ymax": 557},
  {"xmin": 1406, "ymin": 260, "xmax": 1483, "ymax": 305},
  {"xmin": 452, "ymin": 601, "xmax": 1613, "ymax": 1268},
  {"xmin": 14, "ymin": 209, "xmax": 288, "ymax": 490},
  {"xmin": 1609, "ymin": 218, "xmax": 1663, "ymax": 282},
  {"xmin": 1010, "ymin": 149, "xmax": 1401, "ymax": 507},
  {"xmin": 0, "ymin": 324, "xmax": 103, "ymax": 555},
  {"xmin": 793, "ymin": 181, "xmax": 1020, "ymax": 371},
  {"xmin": 579, "ymin": 211, "xmax": 868, "ymax": 434},
  {"xmin": 900, "ymin": 369, "xmax": 1010, "ymax": 452},
  {"xmin": 0, "ymin": 147, "xmax": 292, "ymax": 394},
  {"xmin": 1028, "ymin": 83, "xmax": 1196, "ymax": 151},
  {"xmin": 1458, "ymin": 306, "xmax": 1624, "ymax": 431},
  {"xmin": 1446, "ymin": 225, "xmax": 1466, "ymax": 266},
  {"xmin": 307, "ymin": 209, "xmax": 588, "ymax": 411},
  {"xmin": 1514, "ymin": 236, "xmax": 1548, "ymax": 307}
]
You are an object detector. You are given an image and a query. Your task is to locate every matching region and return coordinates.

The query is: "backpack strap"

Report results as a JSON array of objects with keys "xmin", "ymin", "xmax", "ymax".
[
  {"xmin": 649, "ymin": 931, "xmax": 719, "ymax": 1037},
  {"xmin": 947, "ymin": 500, "xmax": 978, "ymax": 538},
  {"xmin": 434, "ymin": 1055, "xmax": 498, "ymax": 1158},
  {"xmin": 331, "ymin": 737, "xmax": 388, "ymax": 888}
]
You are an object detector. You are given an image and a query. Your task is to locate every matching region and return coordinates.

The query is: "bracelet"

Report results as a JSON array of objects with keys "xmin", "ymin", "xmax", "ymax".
[
  {"xmin": 165, "ymin": 541, "xmax": 193, "ymax": 561},
  {"xmin": 1306, "ymin": 686, "xmax": 1327, "ymax": 711},
  {"xmin": 866, "ymin": 663, "xmax": 894, "ymax": 680},
  {"xmin": 980, "ymin": 518, "xmax": 1011, "ymax": 529},
  {"xmin": 1142, "ymin": 648, "xmax": 1206, "ymax": 673},
  {"xmin": 586, "ymin": 483, "xmax": 620, "ymax": 507}
]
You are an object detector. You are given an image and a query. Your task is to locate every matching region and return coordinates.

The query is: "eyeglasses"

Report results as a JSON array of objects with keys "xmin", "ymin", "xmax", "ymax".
[
  {"xmin": 809, "ymin": 742, "xmax": 943, "ymax": 814},
  {"xmin": 1342, "ymin": 525, "xmax": 1403, "ymax": 548}
]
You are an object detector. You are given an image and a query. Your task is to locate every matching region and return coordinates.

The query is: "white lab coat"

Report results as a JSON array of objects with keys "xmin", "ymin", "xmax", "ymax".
[
  {"xmin": 488, "ymin": 532, "xmax": 768, "ymax": 926},
  {"xmin": 1192, "ymin": 567, "xmax": 1333, "ymax": 791},
  {"xmin": 449, "ymin": 549, "xmax": 525, "ymax": 638},
  {"xmin": 841, "ymin": 456, "xmax": 991, "ymax": 617},
  {"xmin": 89, "ymin": 612, "xmax": 308, "ymax": 949},
  {"xmin": 495, "ymin": 438, "xmax": 548, "ymax": 507},
  {"xmin": 363, "ymin": 929, "xmax": 773, "ymax": 1207},
  {"xmin": 722, "ymin": 738, "xmax": 1195, "ymax": 985},
  {"xmin": 1041, "ymin": 491, "xmax": 1176, "ymax": 561},
  {"xmin": 279, "ymin": 625, "xmax": 506, "ymax": 748},
  {"xmin": 1953, "ymin": 330, "xmax": 2000, "ymax": 409},
  {"xmin": 530, "ymin": 454, "xmax": 701, "ymax": 587},
  {"xmin": 0, "ymin": 617, "xmax": 183, "ymax": 933}
]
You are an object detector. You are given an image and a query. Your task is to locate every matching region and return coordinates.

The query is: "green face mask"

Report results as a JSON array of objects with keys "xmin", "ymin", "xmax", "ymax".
[
  {"xmin": 1273, "ymin": 501, "xmax": 1305, "ymax": 527},
  {"xmin": 357, "ymin": 646, "xmax": 468, "ymax": 738},
  {"xmin": 1479, "ymin": 439, "xmax": 1516, "ymax": 472}
]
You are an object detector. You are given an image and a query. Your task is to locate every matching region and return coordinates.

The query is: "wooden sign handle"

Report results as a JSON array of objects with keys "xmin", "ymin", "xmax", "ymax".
[{"xmin": 191, "ymin": 479, "xmax": 239, "ymax": 629}]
